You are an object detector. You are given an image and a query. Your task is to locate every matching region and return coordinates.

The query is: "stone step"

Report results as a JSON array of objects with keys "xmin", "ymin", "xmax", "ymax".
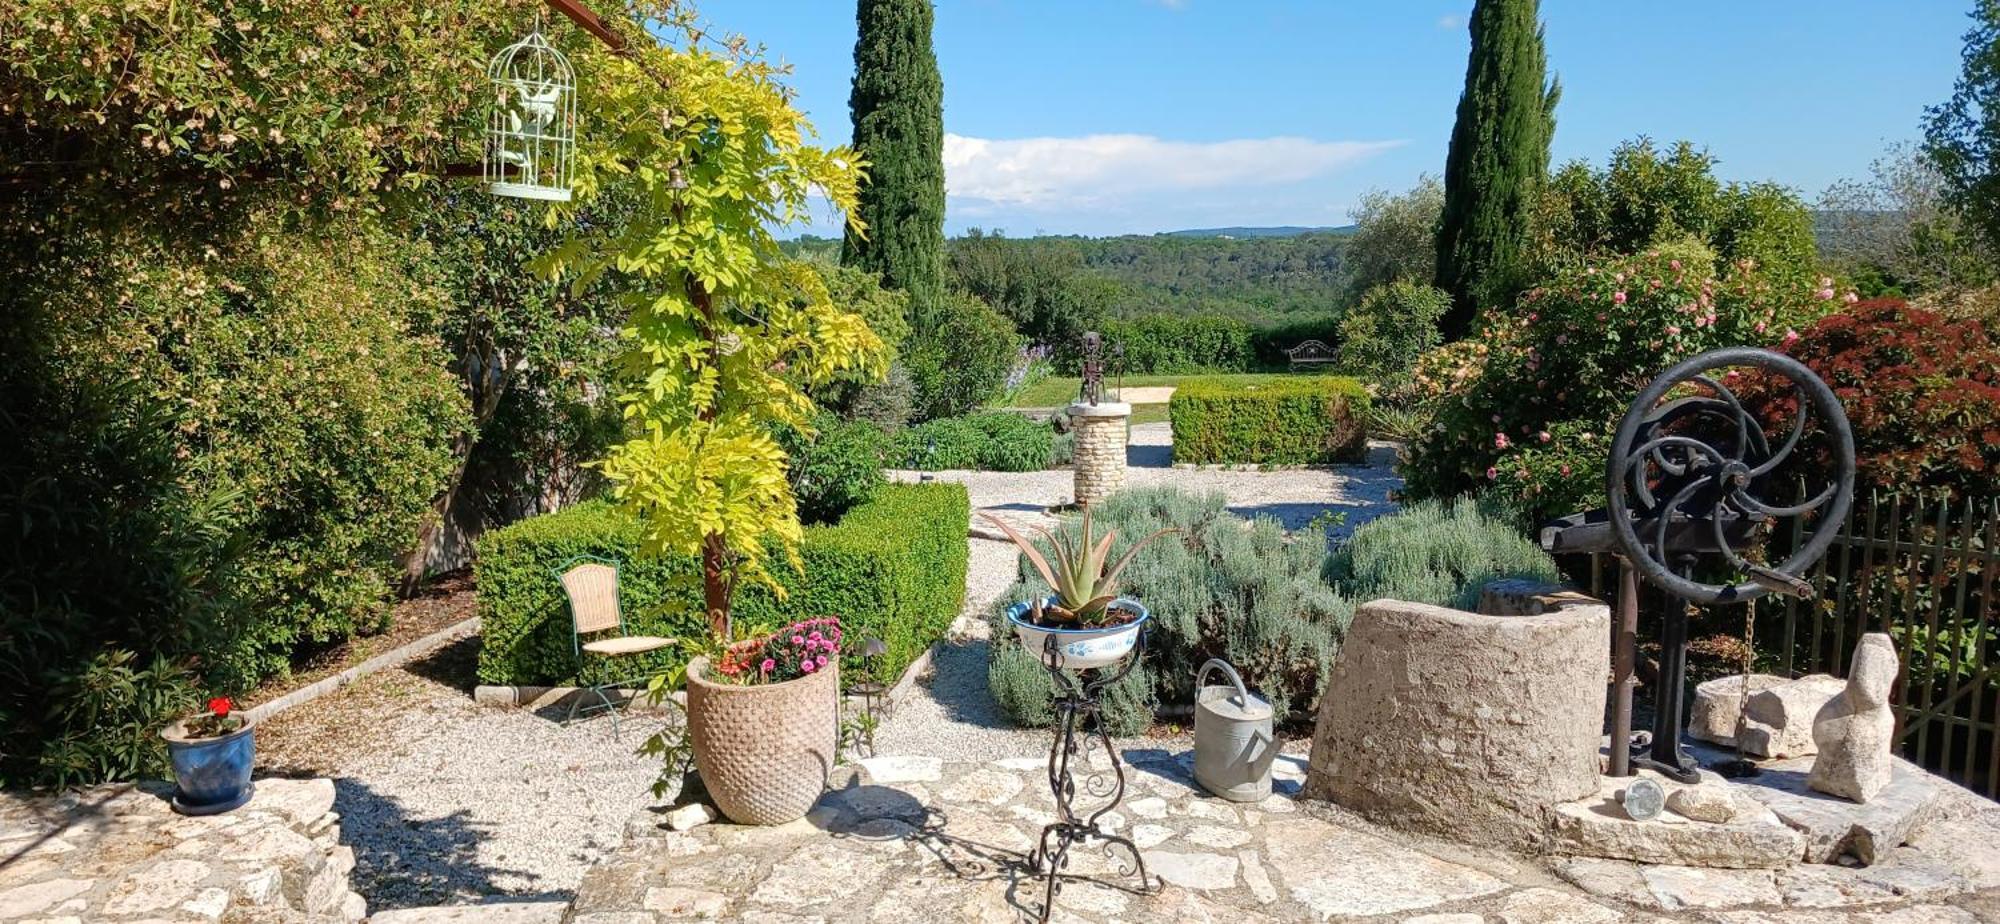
[{"xmin": 369, "ymin": 901, "xmax": 567, "ymax": 923}]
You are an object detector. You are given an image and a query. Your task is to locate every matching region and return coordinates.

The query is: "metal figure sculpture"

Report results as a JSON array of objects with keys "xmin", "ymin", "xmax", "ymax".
[
  {"xmin": 1078, "ymin": 331, "xmax": 1106, "ymax": 406},
  {"xmin": 1542, "ymin": 347, "xmax": 1855, "ymax": 782},
  {"xmin": 1027, "ymin": 632, "xmax": 1159, "ymax": 921}
]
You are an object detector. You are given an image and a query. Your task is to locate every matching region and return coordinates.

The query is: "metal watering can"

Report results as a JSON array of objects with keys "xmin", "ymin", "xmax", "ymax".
[{"xmin": 1193, "ymin": 659, "xmax": 1276, "ymax": 802}]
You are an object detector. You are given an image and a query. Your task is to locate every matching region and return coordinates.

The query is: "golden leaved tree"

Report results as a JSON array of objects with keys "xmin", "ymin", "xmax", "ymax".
[{"xmin": 542, "ymin": 6, "xmax": 885, "ymax": 643}]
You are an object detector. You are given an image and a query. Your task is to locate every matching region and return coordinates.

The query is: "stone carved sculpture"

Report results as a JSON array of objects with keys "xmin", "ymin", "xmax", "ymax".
[{"xmin": 1808, "ymin": 633, "xmax": 1899, "ymax": 803}]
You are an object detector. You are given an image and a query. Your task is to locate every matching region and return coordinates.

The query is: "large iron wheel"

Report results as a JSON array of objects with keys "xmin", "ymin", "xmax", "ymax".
[{"xmin": 1605, "ymin": 346, "xmax": 1856, "ymax": 605}]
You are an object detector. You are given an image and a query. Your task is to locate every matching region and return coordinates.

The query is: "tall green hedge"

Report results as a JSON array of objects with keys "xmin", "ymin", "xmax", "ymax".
[
  {"xmin": 474, "ymin": 483, "xmax": 968, "ymax": 687},
  {"xmin": 1169, "ymin": 376, "xmax": 1371, "ymax": 465}
]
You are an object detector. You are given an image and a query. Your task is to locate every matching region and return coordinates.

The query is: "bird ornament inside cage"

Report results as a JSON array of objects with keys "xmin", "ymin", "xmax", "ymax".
[{"xmin": 485, "ymin": 22, "xmax": 575, "ymax": 202}]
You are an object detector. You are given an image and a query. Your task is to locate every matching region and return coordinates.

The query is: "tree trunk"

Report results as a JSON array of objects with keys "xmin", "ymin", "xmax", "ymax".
[
  {"xmin": 398, "ymin": 331, "xmax": 513, "ymax": 596},
  {"xmin": 702, "ymin": 533, "xmax": 731, "ymax": 641}
]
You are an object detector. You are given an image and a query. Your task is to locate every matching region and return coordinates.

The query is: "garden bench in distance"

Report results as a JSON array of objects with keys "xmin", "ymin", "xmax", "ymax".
[{"xmin": 1284, "ymin": 339, "xmax": 1338, "ymax": 371}]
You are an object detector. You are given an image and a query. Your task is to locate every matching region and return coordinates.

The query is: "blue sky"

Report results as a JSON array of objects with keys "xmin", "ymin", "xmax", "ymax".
[{"xmin": 696, "ymin": 1, "xmax": 1972, "ymax": 237}]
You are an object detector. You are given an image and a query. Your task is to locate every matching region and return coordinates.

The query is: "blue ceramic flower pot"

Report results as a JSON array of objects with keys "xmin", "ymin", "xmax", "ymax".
[{"xmin": 163, "ymin": 719, "xmax": 255, "ymax": 815}]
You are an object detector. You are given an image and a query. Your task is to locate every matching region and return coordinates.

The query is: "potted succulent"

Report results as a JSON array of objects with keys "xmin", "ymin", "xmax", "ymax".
[
  {"xmin": 161, "ymin": 696, "xmax": 255, "ymax": 815},
  {"xmin": 981, "ymin": 510, "xmax": 1175, "ymax": 669},
  {"xmin": 684, "ymin": 618, "xmax": 844, "ymax": 825}
]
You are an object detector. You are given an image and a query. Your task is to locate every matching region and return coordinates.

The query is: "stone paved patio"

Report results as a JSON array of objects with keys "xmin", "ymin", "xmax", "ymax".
[
  {"xmin": 0, "ymin": 778, "xmax": 365, "ymax": 922},
  {"xmin": 565, "ymin": 749, "xmax": 2000, "ymax": 923}
]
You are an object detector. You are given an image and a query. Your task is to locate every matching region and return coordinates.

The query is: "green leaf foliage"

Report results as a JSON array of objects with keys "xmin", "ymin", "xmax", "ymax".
[
  {"xmin": 778, "ymin": 413, "xmax": 890, "ymax": 526},
  {"xmin": 1337, "ymin": 281, "xmax": 1450, "ymax": 381},
  {"xmin": 1086, "ymin": 314, "xmax": 1256, "ymax": 375},
  {"xmin": 1530, "ymin": 139, "xmax": 1819, "ymax": 288},
  {"xmin": 1324, "ymin": 498, "xmax": 1561, "ymax": 610},
  {"xmin": 842, "ymin": 0, "xmax": 948, "ymax": 313},
  {"xmin": 1400, "ymin": 240, "xmax": 1843, "ymax": 527},
  {"xmin": 1169, "ymin": 376, "xmax": 1372, "ymax": 466},
  {"xmin": 474, "ymin": 483, "xmax": 968, "ymax": 688},
  {"xmin": 0, "ymin": 213, "xmax": 467, "ymax": 786},
  {"xmin": 1435, "ymin": 0, "xmax": 1561, "ymax": 335},
  {"xmin": 891, "ymin": 412, "xmax": 1055, "ymax": 472},
  {"xmin": 905, "ymin": 291, "xmax": 1022, "ymax": 421},
  {"xmin": 1926, "ymin": 0, "xmax": 2000, "ymax": 254}
]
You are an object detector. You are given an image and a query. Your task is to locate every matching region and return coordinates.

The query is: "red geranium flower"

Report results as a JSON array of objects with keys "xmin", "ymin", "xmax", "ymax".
[{"xmin": 208, "ymin": 696, "xmax": 232, "ymax": 718}]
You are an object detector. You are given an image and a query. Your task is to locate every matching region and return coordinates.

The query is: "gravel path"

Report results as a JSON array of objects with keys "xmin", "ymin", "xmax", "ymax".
[
  {"xmin": 893, "ymin": 422, "xmax": 1402, "ymax": 537},
  {"xmin": 257, "ymin": 640, "xmax": 671, "ymax": 910}
]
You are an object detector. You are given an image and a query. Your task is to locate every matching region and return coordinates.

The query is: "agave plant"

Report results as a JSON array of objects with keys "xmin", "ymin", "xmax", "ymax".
[{"xmin": 979, "ymin": 508, "xmax": 1177, "ymax": 627}]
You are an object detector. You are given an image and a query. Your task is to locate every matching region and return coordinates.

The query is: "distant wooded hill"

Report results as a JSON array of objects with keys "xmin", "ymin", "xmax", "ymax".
[{"xmin": 785, "ymin": 230, "xmax": 1352, "ymax": 326}]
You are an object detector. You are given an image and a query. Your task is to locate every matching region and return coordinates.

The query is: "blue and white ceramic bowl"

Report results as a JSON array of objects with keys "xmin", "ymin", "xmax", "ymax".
[{"xmin": 1006, "ymin": 597, "xmax": 1149, "ymax": 669}]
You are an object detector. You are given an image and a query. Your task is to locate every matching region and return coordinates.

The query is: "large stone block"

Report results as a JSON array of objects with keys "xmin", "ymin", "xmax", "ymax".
[
  {"xmin": 1304, "ymin": 598, "xmax": 1609, "ymax": 848},
  {"xmin": 1547, "ymin": 771, "xmax": 1805, "ymax": 869},
  {"xmin": 1741, "ymin": 674, "xmax": 1844, "ymax": 758},
  {"xmin": 1689, "ymin": 674, "xmax": 1787, "ymax": 747}
]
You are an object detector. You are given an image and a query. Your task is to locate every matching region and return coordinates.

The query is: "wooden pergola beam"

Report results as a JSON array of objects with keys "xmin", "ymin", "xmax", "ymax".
[{"xmin": 546, "ymin": 0, "xmax": 628, "ymax": 51}]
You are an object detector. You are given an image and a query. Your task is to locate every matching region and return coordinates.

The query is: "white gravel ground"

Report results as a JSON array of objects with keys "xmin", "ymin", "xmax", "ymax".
[
  {"xmin": 262, "ymin": 423, "xmax": 1396, "ymax": 909},
  {"xmin": 257, "ymin": 641, "xmax": 674, "ymax": 910},
  {"xmin": 891, "ymin": 422, "xmax": 1402, "ymax": 537}
]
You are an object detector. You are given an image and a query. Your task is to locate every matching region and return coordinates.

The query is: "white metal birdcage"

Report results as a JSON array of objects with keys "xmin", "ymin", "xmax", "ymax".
[{"xmin": 485, "ymin": 25, "xmax": 575, "ymax": 202}]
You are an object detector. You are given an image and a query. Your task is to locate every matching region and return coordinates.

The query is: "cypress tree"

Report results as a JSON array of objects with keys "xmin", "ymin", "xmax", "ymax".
[
  {"xmin": 843, "ymin": 0, "xmax": 947, "ymax": 316},
  {"xmin": 1434, "ymin": 0, "xmax": 1560, "ymax": 338}
]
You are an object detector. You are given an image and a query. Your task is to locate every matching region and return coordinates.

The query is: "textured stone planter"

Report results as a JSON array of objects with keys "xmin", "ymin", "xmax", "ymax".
[
  {"xmin": 1305, "ymin": 598, "xmax": 1609, "ymax": 848},
  {"xmin": 1068, "ymin": 401, "xmax": 1130, "ymax": 506},
  {"xmin": 686, "ymin": 656, "xmax": 839, "ymax": 825}
]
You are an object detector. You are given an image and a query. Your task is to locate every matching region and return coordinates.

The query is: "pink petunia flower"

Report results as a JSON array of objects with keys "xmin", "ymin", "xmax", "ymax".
[
  {"xmin": 1486, "ymin": 467, "xmax": 1499, "ymax": 481},
  {"xmin": 801, "ymin": 659, "xmax": 817, "ymax": 673},
  {"xmin": 760, "ymin": 658, "xmax": 776, "ymax": 673},
  {"xmin": 1495, "ymin": 433, "xmax": 1510, "ymax": 449},
  {"xmin": 1613, "ymin": 291, "xmax": 1628, "ymax": 305}
]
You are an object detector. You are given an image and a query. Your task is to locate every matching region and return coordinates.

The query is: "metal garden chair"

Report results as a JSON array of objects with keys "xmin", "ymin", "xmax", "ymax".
[{"xmin": 558, "ymin": 556, "xmax": 674, "ymax": 736}]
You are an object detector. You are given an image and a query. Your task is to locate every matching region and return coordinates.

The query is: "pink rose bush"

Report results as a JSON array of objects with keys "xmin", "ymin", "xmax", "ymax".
[{"xmin": 1401, "ymin": 239, "xmax": 1846, "ymax": 526}]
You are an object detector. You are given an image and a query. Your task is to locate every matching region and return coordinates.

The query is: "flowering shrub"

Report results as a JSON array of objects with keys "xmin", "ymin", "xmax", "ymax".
[
  {"xmin": 1746, "ymin": 299, "xmax": 2000, "ymax": 496},
  {"xmin": 1402, "ymin": 239, "xmax": 1846, "ymax": 526},
  {"xmin": 181, "ymin": 697, "xmax": 244, "ymax": 739},
  {"xmin": 716, "ymin": 617, "xmax": 845, "ymax": 685}
]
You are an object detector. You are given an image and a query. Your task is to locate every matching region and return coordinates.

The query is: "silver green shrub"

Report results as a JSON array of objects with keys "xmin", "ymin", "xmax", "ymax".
[
  {"xmin": 1323, "ymin": 497, "xmax": 1560, "ymax": 610},
  {"xmin": 986, "ymin": 487, "xmax": 1354, "ymax": 732}
]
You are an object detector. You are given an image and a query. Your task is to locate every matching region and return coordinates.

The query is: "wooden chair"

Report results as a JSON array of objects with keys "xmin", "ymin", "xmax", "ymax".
[{"xmin": 558, "ymin": 556, "xmax": 674, "ymax": 735}]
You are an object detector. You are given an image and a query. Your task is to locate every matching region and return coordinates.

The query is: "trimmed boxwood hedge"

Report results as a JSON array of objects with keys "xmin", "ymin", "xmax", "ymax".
[
  {"xmin": 473, "ymin": 483, "xmax": 970, "ymax": 687},
  {"xmin": 1168, "ymin": 375, "xmax": 1372, "ymax": 465}
]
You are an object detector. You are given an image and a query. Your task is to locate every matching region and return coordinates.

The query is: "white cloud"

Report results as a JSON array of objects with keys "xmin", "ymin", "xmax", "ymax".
[
  {"xmin": 1147, "ymin": 0, "xmax": 1191, "ymax": 9},
  {"xmin": 1437, "ymin": 14, "xmax": 1463, "ymax": 30},
  {"xmin": 942, "ymin": 133, "xmax": 1403, "ymax": 214}
]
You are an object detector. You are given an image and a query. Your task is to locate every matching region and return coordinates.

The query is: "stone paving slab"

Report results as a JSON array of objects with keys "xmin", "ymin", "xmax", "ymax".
[
  {"xmin": 565, "ymin": 752, "xmax": 2000, "ymax": 924},
  {"xmin": 0, "ymin": 777, "xmax": 364, "ymax": 922}
]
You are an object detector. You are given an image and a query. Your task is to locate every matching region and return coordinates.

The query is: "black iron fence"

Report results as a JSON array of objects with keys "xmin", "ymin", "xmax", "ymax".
[{"xmin": 1586, "ymin": 488, "xmax": 2000, "ymax": 797}]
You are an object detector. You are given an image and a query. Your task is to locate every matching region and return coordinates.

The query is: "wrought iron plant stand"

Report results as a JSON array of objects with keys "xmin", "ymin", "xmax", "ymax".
[{"xmin": 1029, "ymin": 631, "xmax": 1159, "ymax": 922}]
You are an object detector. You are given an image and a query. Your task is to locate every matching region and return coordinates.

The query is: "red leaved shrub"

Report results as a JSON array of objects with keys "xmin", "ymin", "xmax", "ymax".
[{"xmin": 1763, "ymin": 299, "xmax": 2000, "ymax": 495}]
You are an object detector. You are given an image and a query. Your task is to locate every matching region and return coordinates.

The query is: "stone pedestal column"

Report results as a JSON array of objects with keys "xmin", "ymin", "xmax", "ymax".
[{"xmin": 1068, "ymin": 401, "xmax": 1130, "ymax": 507}]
